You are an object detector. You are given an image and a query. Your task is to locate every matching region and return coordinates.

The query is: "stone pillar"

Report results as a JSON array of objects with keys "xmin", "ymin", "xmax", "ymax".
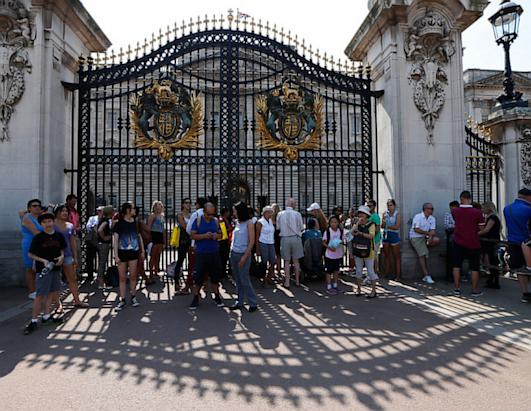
[
  {"xmin": 482, "ymin": 107, "xmax": 531, "ymax": 212},
  {"xmin": 345, "ymin": 0, "xmax": 488, "ymax": 278},
  {"xmin": 0, "ymin": 0, "xmax": 109, "ymax": 286}
]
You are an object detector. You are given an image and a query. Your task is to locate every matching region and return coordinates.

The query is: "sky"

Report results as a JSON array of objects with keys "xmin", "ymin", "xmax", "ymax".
[{"xmin": 82, "ymin": 0, "xmax": 531, "ymax": 72}]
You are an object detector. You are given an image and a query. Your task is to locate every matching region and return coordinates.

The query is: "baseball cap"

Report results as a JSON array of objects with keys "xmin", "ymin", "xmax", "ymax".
[
  {"xmin": 307, "ymin": 202, "xmax": 321, "ymax": 212},
  {"xmin": 518, "ymin": 187, "xmax": 531, "ymax": 196},
  {"xmin": 357, "ymin": 205, "xmax": 371, "ymax": 217},
  {"xmin": 96, "ymin": 206, "xmax": 104, "ymax": 211}
]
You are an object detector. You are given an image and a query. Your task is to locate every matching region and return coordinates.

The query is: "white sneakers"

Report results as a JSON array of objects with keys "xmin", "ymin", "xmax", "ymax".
[
  {"xmin": 28, "ymin": 292, "xmax": 36, "ymax": 300},
  {"xmin": 422, "ymin": 275, "xmax": 435, "ymax": 284}
]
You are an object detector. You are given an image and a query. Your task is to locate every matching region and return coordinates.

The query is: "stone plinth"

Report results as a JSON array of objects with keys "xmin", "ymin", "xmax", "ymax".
[
  {"xmin": 345, "ymin": 0, "xmax": 489, "ymax": 278},
  {"xmin": 482, "ymin": 106, "xmax": 531, "ymax": 211}
]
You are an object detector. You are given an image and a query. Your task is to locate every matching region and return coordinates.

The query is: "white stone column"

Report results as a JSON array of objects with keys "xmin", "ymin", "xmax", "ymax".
[
  {"xmin": 482, "ymin": 107, "xmax": 531, "ymax": 213},
  {"xmin": 345, "ymin": 0, "xmax": 489, "ymax": 278}
]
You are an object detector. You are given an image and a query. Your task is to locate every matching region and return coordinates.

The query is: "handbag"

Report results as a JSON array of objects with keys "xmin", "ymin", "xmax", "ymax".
[
  {"xmin": 351, "ymin": 223, "xmax": 373, "ymax": 258},
  {"xmin": 170, "ymin": 226, "xmax": 180, "ymax": 247},
  {"xmin": 104, "ymin": 265, "xmax": 119, "ymax": 288}
]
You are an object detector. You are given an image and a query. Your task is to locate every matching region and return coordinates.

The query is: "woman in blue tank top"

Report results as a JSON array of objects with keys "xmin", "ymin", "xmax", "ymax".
[
  {"xmin": 21, "ymin": 199, "xmax": 44, "ymax": 299},
  {"xmin": 147, "ymin": 201, "xmax": 165, "ymax": 281},
  {"xmin": 229, "ymin": 202, "xmax": 258, "ymax": 312}
]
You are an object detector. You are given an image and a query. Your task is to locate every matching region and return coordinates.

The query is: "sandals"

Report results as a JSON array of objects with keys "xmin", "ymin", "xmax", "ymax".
[{"xmin": 74, "ymin": 302, "xmax": 90, "ymax": 308}]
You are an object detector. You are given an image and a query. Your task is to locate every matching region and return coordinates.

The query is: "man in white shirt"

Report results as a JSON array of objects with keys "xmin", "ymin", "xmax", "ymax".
[
  {"xmin": 409, "ymin": 202, "xmax": 437, "ymax": 284},
  {"xmin": 276, "ymin": 198, "xmax": 304, "ymax": 287}
]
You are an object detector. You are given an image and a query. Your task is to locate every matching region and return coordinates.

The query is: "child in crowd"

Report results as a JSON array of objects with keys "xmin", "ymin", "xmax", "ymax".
[
  {"xmin": 322, "ymin": 215, "xmax": 344, "ymax": 295},
  {"xmin": 24, "ymin": 213, "xmax": 66, "ymax": 335}
]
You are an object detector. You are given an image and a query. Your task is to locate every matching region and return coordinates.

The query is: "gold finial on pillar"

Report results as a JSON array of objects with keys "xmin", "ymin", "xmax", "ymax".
[{"xmin": 467, "ymin": 115, "xmax": 473, "ymax": 128}]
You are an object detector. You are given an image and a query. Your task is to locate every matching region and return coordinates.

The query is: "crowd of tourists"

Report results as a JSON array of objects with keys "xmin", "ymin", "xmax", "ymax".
[{"xmin": 19, "ymin": 188, "xmax": 531, "ymax": 335}]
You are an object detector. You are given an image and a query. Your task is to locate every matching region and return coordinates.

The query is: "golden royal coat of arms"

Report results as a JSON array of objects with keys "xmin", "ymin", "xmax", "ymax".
[
  {"xmin": 130, "ymin": 79, "xmax": 203, "ymax": 160},
  {"xmin": 256, "ymin": 78, "xmax": 323, "ymax": 161}
]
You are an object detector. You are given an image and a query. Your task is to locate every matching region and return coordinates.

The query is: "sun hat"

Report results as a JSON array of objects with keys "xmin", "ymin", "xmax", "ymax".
[
  {"xmin": 307, "ymin": 202, "xmax": 321, "ymax": 212},
  {"xmin": 262, "ymin": 205, "xmax": 274, "ymax": 214},
  {"xmin": 357, "ymin": 205, "xmax": 371, "ymax": 217}
]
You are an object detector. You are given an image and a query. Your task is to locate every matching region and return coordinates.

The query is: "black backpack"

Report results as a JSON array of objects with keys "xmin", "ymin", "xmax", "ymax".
[{"xmin": 351, "ymin": 222, "xmax": 374, "ymax": 258}]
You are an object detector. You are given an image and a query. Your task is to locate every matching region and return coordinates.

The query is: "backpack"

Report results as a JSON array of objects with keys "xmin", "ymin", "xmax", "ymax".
[
  {"xmin": 86, "ymin": 223, "xmax": 99, "ymax": 247},
  {"xmin": 351, "ymin": 222, "xmax": 374, "ymax": 258}
]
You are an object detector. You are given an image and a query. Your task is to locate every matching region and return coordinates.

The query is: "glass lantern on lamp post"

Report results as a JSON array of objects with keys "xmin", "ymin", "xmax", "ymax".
[{"xmin": 488, "ymin": 0, "xmax": 528, "ymax": 109}]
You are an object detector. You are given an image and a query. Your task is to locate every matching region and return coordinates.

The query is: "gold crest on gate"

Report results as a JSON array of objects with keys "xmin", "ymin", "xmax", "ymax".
[
  {"xmin": 256, "ymin": 77, "xmax": 323, "ymax": 161},
  {"xmin": 130, "ymin": 79, "xmax": 203, "ymax": 160}
]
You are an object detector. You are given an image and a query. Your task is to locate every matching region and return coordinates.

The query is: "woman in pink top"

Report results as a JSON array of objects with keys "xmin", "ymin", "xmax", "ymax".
[{"xmin": 322, "ymin": 215, "xmax": 344, "ymax": 295}]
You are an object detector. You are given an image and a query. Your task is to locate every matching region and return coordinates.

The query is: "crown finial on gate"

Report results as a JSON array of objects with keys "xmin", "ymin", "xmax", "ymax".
[
  {"xmin": 467, "ymin": 115, "xmax": 473, "ymax": 128},
  {"xmin": 356, "ymin": 63, "xmax": 364, "ymax": 78},
  {"xmin": 365, "ymin": 64, "xmax": 372, "ymax": 79},
  {"xmin": 150, "ymin": 32, "xmax": 156, "ymax": 50},
  {"xmin": 227, "ymin": 9, "xmax": 234, "ymax": 27}
]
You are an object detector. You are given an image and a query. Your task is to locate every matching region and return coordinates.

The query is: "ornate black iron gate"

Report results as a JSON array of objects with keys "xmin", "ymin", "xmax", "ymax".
[
  {"xmin": 75, "ymin": 17, "xmax": 374, "ymax": 265},
  {"xmin": 465, "ymin": 124, "xmax": 500, "ymax": 204}
]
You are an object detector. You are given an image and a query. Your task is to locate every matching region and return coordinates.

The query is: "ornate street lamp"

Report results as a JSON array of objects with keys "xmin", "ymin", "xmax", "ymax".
[{"xmin": 489, "ymin": 0, "xmax": 528, "ymax": 109}]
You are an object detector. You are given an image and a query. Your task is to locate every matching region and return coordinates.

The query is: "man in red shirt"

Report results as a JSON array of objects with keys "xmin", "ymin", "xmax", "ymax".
[{"xmin": 451, "ymin": 191, "xmax": 484, "ymax": 296}]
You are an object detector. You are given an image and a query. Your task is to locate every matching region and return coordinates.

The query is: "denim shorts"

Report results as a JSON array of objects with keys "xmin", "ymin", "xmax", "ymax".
[
  {"xmin": 383, "ymin": 231, "xmax": 401, "ymax": 245},
  {"xmin": 258, "ymin": 242, "xmax": 276, "ymax": 266},
  {"xmin": 36, "ymin": 270, "xmax": 62, "ymax": 296}
]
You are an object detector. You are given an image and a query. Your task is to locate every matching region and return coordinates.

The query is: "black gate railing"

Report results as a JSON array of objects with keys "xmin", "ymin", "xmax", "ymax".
[
  {"xmin": 464, "ymin": 124, "xmax": 500, "ymax": 205},
  {"xmin": 74, "ymin": 16, "xmax": 376, "ymax": 269}
]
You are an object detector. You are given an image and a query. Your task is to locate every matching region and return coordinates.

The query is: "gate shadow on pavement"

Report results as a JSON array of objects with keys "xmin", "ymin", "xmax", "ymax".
[{"xmin": 0, "ymin": 277, "xmax": 525, "ymax": 410}]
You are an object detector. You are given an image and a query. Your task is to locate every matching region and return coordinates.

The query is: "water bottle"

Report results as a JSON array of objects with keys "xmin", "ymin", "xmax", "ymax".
[{"xmin": 39, "ymin": 261, "xmax": 55, "ymax": 278}]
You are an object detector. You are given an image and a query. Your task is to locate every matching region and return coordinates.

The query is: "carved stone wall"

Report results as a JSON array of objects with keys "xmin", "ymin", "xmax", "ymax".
[
  {"xmin": 405, "ymin": 10, "xmax": 455, "ymax": 144},
  {"xmin": 521, "ymin": 125, "xmax": 531, "ymax": 186},
  {"xmin": 0, "ymin": 0, "xmax": 34, "ymax": 141}
]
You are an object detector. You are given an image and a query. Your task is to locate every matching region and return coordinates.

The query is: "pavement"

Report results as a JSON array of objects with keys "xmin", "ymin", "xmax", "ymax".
[{"xmin": 0, "ymin": 273, "xmax": 530, "ymax": 411}]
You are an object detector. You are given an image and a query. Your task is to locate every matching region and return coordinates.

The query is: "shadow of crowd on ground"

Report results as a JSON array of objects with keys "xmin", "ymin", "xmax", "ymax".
[{"xmin": 0, "ymin": 275, "xmax": 526, "ymax": 410}]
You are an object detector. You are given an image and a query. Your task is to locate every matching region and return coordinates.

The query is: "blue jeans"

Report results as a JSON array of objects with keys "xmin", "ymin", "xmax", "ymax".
[{"xmin": 230, "ymin": 251, "xmax": 257, "ymax": 307}]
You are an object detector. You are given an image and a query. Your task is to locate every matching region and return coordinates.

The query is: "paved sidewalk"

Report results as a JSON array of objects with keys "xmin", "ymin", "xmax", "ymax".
[
  {"xmin": 0, "ymin": 273, "xmax": 530, "ymax": 411},
  {"xmin": 0, "ymin": 287, "xmax": 32, "ymax": 323}
]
